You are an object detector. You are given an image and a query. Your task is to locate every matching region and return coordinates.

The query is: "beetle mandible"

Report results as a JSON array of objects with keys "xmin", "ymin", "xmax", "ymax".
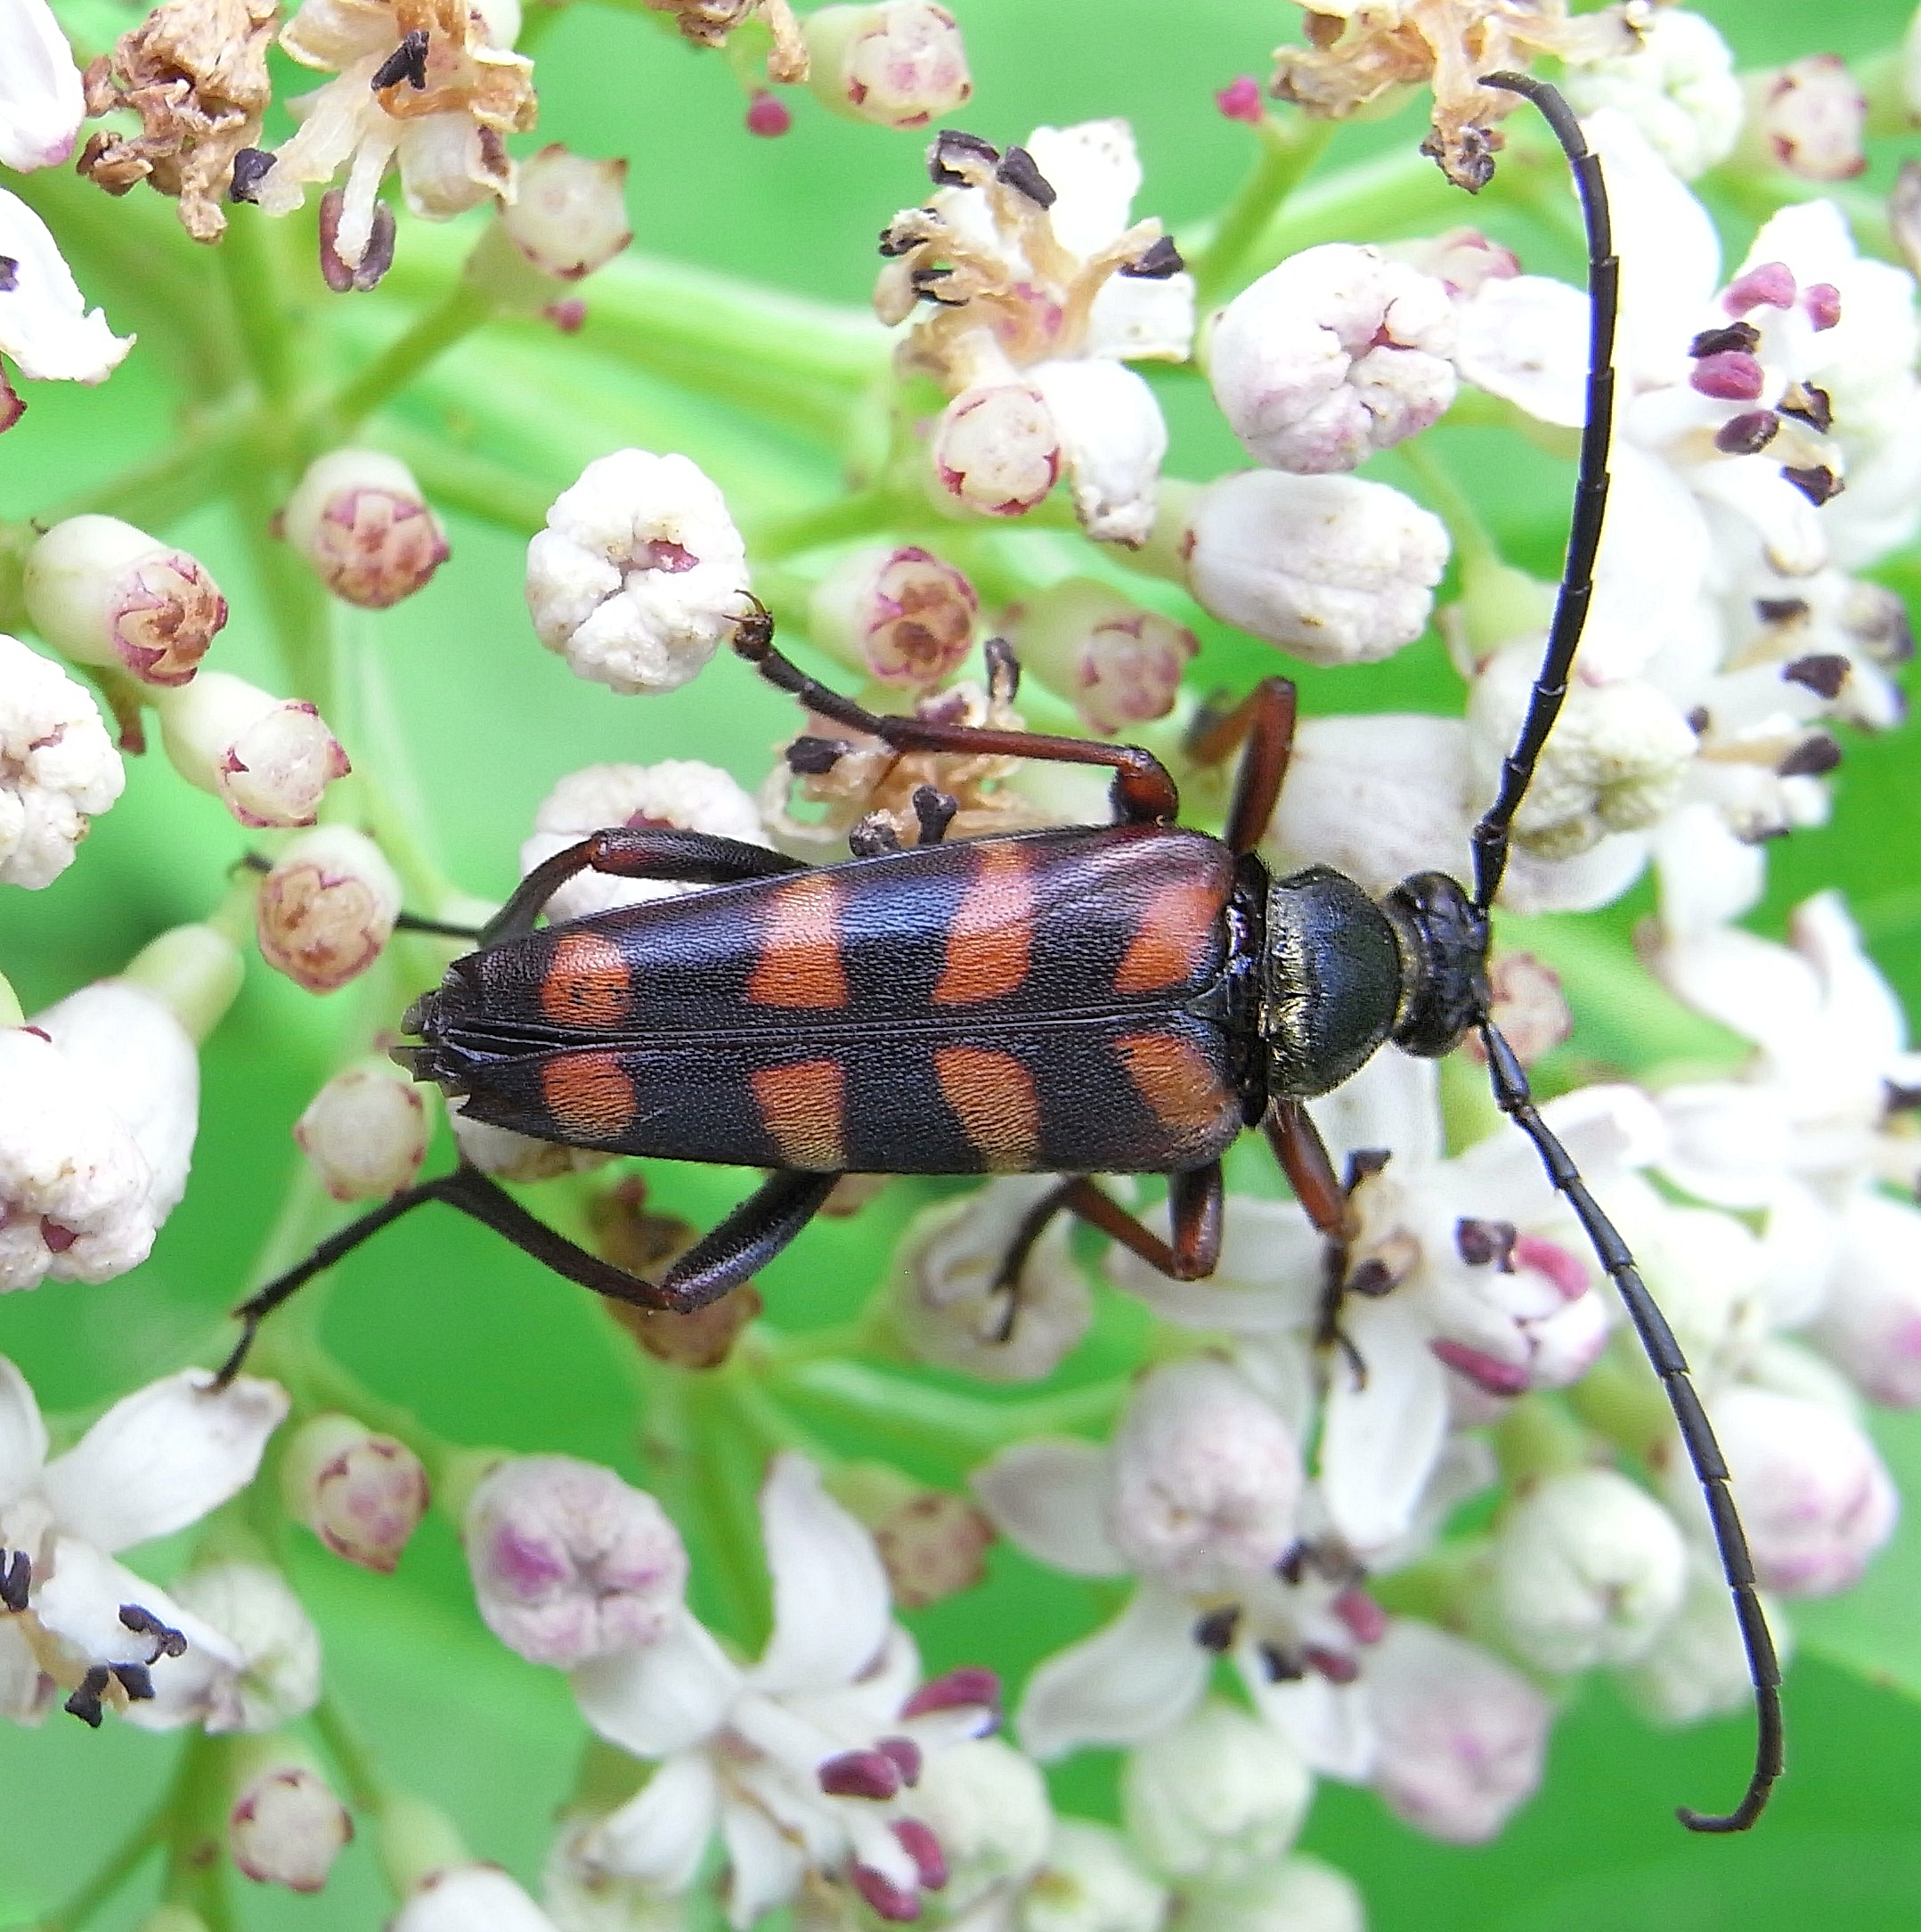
[{"xmin": 215, "ymin": 77, "xmax": 1781, "ymax": 1835}]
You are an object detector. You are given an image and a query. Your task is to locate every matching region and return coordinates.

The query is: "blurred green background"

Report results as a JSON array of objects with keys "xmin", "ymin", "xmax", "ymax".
[{"xmin": 5, "ymin": 0, "xmax": 1921, "ymax": 1926}]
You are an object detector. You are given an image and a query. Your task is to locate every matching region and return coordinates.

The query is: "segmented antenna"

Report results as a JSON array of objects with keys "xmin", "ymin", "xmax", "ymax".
[{"xmin": 1472, "ymin": 73, "xmax": 1783, "ymax": 1834}]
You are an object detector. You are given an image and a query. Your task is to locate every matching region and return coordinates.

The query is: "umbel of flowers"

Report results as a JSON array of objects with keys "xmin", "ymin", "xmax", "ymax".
[{"xmin": 2, "ymin": 0, "xmax": 1920, "ymax": 1927}]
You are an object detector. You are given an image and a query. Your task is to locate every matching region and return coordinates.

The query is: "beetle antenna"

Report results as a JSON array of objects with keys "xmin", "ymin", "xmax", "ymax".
[
  {"xmin": 1467, "ymin": 72, "xmax": 1616, "ymax": 917},
  {"xmin": 1463, "ymin": 77, "xmax": 1782, "ymax": 1832}
]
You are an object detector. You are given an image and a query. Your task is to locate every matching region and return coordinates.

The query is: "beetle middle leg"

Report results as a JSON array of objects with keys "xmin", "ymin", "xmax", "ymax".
[{"xmin": 1185, "ymin": 677, "xmax": 1298, "ymax": 855}]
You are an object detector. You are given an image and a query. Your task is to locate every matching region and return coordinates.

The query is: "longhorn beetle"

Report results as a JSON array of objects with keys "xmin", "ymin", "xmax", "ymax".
[{"xmin": 215, "ymin": 77, "xmax": 1781, "ymax": 1832}]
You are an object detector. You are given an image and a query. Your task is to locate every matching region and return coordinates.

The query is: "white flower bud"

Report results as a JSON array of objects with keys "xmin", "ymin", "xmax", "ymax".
[
  {"xmin": 802, "ymin": 2, "xmax": 971, "ymax": 130},
  {"xmin": 395, "ymin": 1866, "xmax": 562, "ymax": 1932},
  {"xmin": 1183, "ymin": 471, "xmax": 1448, "ymax": 665},
  {"xmin": 1811, "ymin": 1193, "xmax": 1921, "ymax": 1406},
  {"xmin": 1754, "ymin": 55, "xmax": 1866, "ymax": 183},
  {"xmin": 155, "ymin": 672, "xmax": 350, "ymax": 829},
  {"xmin": 1030, "ymin": 355, "xmax": 1168, "ymax": 547},
  {"xmin": 1561, "ymin": 9, "xmax": 1743, "ymax": 180},
  {"xmin": 24, "ymin": 515, "xmax": 227, "ymax": 687},
  {"xmin": 0, "ymin": 632, "xmax": 123, "ymax": 888},
  {"xmin": 1121, "ymin": 1699, "xmax": 1310, "ymax": 1888},
  {"xmin": 1620, "ymin": 1549, "xmax": 1790, "ymax": 1727},
  {"xmin": 282, "ymin": 451, "xmax": 450, "ymax": 610},
  {"xmin": 465, "ymin": 1455, "xmax": 688, "ymax": 1667},
  {"xmin": 448, "ymin": 1103, "xmax": 611, "ymax": 1182},
  {"xmin": 932, "ymin": 383, "xmax": 1062, "ymax": 519},
  {"xmin": 0, "ymin": 0, "xmax": 84, "ymax": 171},
  {"xmin": 808, "ymin": 544, "xmax": 978, "ymax": 689},
  {"xmin": 281, "ymin": 1412, "xmax": 431, "ymax": 1573},
  {"xmin": 910, "ymin": 1738, "xmax": 1052, "ymax": 1910},
  {"xmin": 170, "ymin": 1561, "xmax": 322, "ymax": 1732},
  {"xmin": 1007, "ymin": 579, "xmax": 1196, "ymax": 735},
  {"xmin": 520, "ymin": 761, "xmax": 769, "ymax": 925},
  {"xmin": 1019, "ymin": 1821, "xmax": 1168, "ymax": 1932},
  {"xmin": 1493, "ymin": 1468, "xmax": 1688, "ymax": 1672},
  {"xmin": 1366, "ymin": 1621, "xmax": 1550, "ymax": 1844},
  {"xmin": 501, "ymin": 146, "xmax": 632, "ymax": 281},
  {"xmin": 294, "ymin": 1061, "xmax": 430, "ymax": 1202},
  {"xmin": 1209, "ymin": 246, "xmax": 1456, "ymax": 473},
  {"xmin": 871, "ymin": 1486, "xmax": 995, "ymax": 1609},
  {"xmin": 229, "ymin": 1752, "xmax": 353, "ymax": 1892},
  {"xmin": 1184, "ymin": 1856, "xmax": 1364, "ymax": 1932},
  {"xmin": 543, "ymin": 1813, "xmax": 688, "ymax": 1932},
  {"xmin": 889, "ymin": 1178, "xmax": 1093, "ymax": 1384},
  {"xmin": 1107, "ymin": 1358, "xmax": 1301, "ymax": 1592},
  {"xmin": 1677, "ymin": 1385, "xmax": 1897, "ymax": 1597},
  {"xmin": 254, "ymin": 827, "xmax": 403, "ymax": 995},
  {"xmin": 525, "ymin": 450, "xmax": 752, "ymax": 696}
]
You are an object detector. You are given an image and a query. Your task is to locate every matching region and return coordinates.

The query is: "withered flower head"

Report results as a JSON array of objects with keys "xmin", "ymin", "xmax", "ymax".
[{"xmin": 644, "ymin": 0, "xmax": 808, "ymax": 83}]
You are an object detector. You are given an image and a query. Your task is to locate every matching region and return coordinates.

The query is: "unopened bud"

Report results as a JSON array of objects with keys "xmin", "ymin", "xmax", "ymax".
[
  {"xmin": 465, "ymin": 1454, "xmax": 688, "ymax": 1667},
  {"xmin": 0, "ymin": 632, "xmax": 125, "ymax": 890},
  {"xmin": 254, "ymin": 826, "xmax": 403, "ymax": 994},
  {"xmin": 808, "ymin": 544, "xmax": 979, "ymax": 689},
  {"xmin": 229, "ymin": 1743, "xmax": 353, "ymax": 1892},
  {"xmin": 802, "ymin": 2, "xmax": 970, "ymax": 129},
  {"xmin": 1020, "ymin": 1821, "xmax": 1168, "ymax": 1932},
  {"xmin": 931, "ymin": 383, "xmax": 1062, "ymax": 519},
  {"xmin": 282, "ymin": 1412, "xmax": 431, "ymax": 1572},
  {"xmin": 1473, "ymin": 953, "xmax": 1572, "ymax": 1066},
  {"xmin": 1811, "ymin": 1193, "xmax": 1921, "ymax": 1406},
  {"xmin": 24, "ymin": 514, "xmax": 227, "ymax": 687},
  {"xmin": 393, "ymin": 1865, "xmax": 561, "ymax": 1932},
  {"xmin": 171, "ymin": 1560, "xmax": 323, "ymax": 1732},
  {"xmin": 1187, "ymin": 1855, "xmax": 1366, "ymax": 1932},
  {"xmin": 155, "ymin": 672, "xmax": 350, "ymax": 828},
  {"xmin": 448, "ymin": 1104, "xmax": 610, "ymax": 1183},
  {"xmin": 1560, "ymin": 7, "xmax": 1743, "ymax": 179},
  {"xmin": 295, "ymin": 1060, "xmax": 430, "ymax": 1201},
  {"xmin": 499, "ymin": 146, "xmax": 632, "ymax": 281},
  {"xmin": 1007, "ymin": 577, "xmax": 1196, "ymax": 734},
  {"xmin": 1751, "ymin": 54, "xmax": 1867, "ymax": 181},
  {"xmin": 282, "ymin": 451, "xmax": 450, "ymax": 609},
  {"xmin": 873, "ymin": 1486, "xmax": 995, "ymax": 1610}
]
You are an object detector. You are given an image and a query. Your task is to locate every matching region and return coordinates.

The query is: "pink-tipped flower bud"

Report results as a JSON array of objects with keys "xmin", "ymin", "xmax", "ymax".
[
  {"xmin": 1753, "ymin": 54, "xmax": 1867, "ymax": 182},
  {"xmin": 802, "ymin": 3, "xmax": 971, "ymax": 129},
  {"xmin": 1365, "ymin": 1620, "xmax": 1551, "ymax": 1845},
  {"xmin": 154, "ymin": 672, "xmax": 350, "ymax": 829},
  {"xmin": 746, "ymin": 89, "xmax": 793, "ymax": 136},
  {"xmin": 282, "ymin": 450, "xmax": 450, "ymax": 609},
  {"xmin": 464, "ymin": 1455, "xmax": 688, "ymax": 1667},
  {"xmin": 500, "ymin": 146, "xmax": 633, "ymax": 281},
  {"xmin": 809, "ymin": 544, "xmax": 979, "ymax": 689},
  {"xmin": 0, "ymin": 632, "xmax": 124, "ymax": 889},
  {"xmin": 254, "ymin": 827, "xmax": 403, "ymax": 995},
  {"xmin": 1217, "ymin": 75, "xmax": 1266, "ymax": 126},
  {"xmin": 1006, "ymin": 577, "xmax": 1196, "ymax": 734},
  {"xmin": 1811, "ymin": 1194, "xmax": 1921, "ymax": 1407},
  {"xmin": 282, "ymin": 1411, "xmax": 431, "ymax": 1572},
  {"xmin": 1208, "ymin": 245, "xmax": 1457, "ymax": 474},
  {"xmin": 931, "ymin": 383, "xmax": 1062, "ymax": 519},
  {"xmin": 229, "ymin": 1749, "xmax": 353, "ymax": 1893},
  {"xmin": 23, "ymin": 514, "xmax": 227, "ymax": 687},
  {"xmin": 393, "ymin": 1866, "xmax": 560, "ymax": 1932},
  {"xmin": 170, "ymin": 1560, "xmax": 323, "ymax": 1732},
  {"xmin": 294, "ymin": 1060, "xmax": 430, "ymax": 1202}
]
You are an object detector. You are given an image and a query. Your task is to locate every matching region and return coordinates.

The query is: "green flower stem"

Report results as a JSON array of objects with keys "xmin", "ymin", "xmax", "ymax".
[
  {"xmin": 1185, "ymin": 114, "xmax": 1335, "ymax": 311},
  {"xmin": 241, "ymin": 511, "xmax": 337, "ymax": 716},
  {"xmin": 325, "ymin": 281, "xmax": 501, "ymax": 437},
  {"xmin": 37, "ymin": 403, "xmax": 260, "ymax": 533},
  {"xmin": 1393, "ymin": 436, "xmax": 1498, "ymax": 572},
  {"xmin": 311, "ymin": 1694, "xmax": 393, "ymax": 1815},
  {"xmin": 159, "ymin": 1732, "xmax": 236, "ymax": 1931},
  {"xmin": 1222, "ymin": 143, "xmax": 1462, "ymax": 281},
  {"xmin": 1491, "ymin": 1390, "xmax": 1592, "ymax": 1488},
  {"xmin": 379, "ymin": 428, "xmax": 557, "ymax": 540},
  {"xmin": 686, "ymin": 1375, "xmax": 774, "ymax": 1647},
  {"xmin": 219, "ymin": 210, "xmax": 302, "ymax": 414},
  {"xmin": 746, "ymin": 484, "xmax": 904, "ymax": 560},
  {"xmin": 291, "ymin": 1348, "xmax": 468, "ymax": 1498},
  {"xmin": 25, "ymin": 1782, "xmax": 167, "ymax": 1932}
]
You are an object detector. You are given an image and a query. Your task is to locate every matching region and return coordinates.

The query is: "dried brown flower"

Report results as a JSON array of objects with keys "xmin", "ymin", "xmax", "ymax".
[{"xmin": 645, "ymin": 0, "xmax": 808, "ymax": 83}]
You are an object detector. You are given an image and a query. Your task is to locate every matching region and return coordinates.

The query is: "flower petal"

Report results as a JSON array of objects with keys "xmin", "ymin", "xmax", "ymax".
[
  {"xmin": 721, "ymin": 1797, "xmax": 808, "ymax": 1929},
  {"xmin": 571, "ymin": 1607, "xmax": 743, "ymax": 1757},
  {"xmin": 40, "ymin": 1371, "xmax": 287, "ymax": 1554},
  {"xmin": 1016, "ymin": 1582, "xmax": 1209, "ymax": 1760},
  {"xmin": 1029, "ymin": 357, "xmax": 1166, "ymax": 546},
  {"xmin": 753, "ymin": 1453, "xmax": 892, "ymax": 1695},
  {"xmin": 1023, "ymin": 118, "xmax": 1139, "ymax": 256},
  {"xmin": 0, "ymin": 187, "xmax": 133, "ymax": 382},
  {"xmin": 1241, "ymin": 1665, "xmax": 1378, "ymax": 1781},
  {"xmin": 588, "ymin": 1751, "xmax": 721, "ymax": 1891},
  {"xmin": 0, "ymin": 0, "xmax": 85, "ymax": 170},
  {"xmin": 1311, "ymin": 1047, "xmax": 1441, "ymax": 1172},
  {"xmin": 1318, "ymin": 1299, "xmax": 1450, "ymax": 1557},
  {"xmin": 0, "ymin": 1354, "xmax": 48, "ymax": 1511},
  {"xmin": 971, "ymin": 1438, "xmax": 1127, "ymax": 1576},
  {"xmin": 1453, "ymin": 274, "xmax": 1588, "ymax": 426}
]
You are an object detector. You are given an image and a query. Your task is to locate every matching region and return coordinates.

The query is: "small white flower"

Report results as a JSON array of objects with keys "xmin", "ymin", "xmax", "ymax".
[
  {"xmin": 465, "ymin": 1455, "xmax": 688, "ymax": 1668},
  {"xmin": 1120, "ymin": 1699, "xmax": 1310, "ymax": 1889},
  {"xmin": 525, "ymin": 451, "xmax": 753, "ymax": 696},
  {"xmin": 1754, "ymin": 55, "xmax": 1866, "ymax": 183},
  {"xmin": 0, "ymin": 187, "xmax": 132, "ymax": 387},
  {"xmin": 229, "ymin": 1757, "xmax": 354, "ymax": 1892},
  {"xmin": 0, "ymin": 0, "xmax": 83, "ymax": 169},
  {"xmin": 520, "ymin": 760, "xmax": 769, "ymax": 925},
  {"xmin": 574, "ymin": 1455, "xmax": 998, "ymax": 1928},
  {"xmin": 169, "ymin": 1560, "xmax": 322, "ymax": 1732},
  {"xmin": 395, "ymin": 1865, "xmax": 564, "ymax": 1932},
  {"xmin": 1181, "ymin": 471, "xmax": 1448, "ymax": 666},
  {"xmin": 1492, "ymin": 1468, "xmax": 1689, "ymax": 1673},
  {"xmin": 544, "ymin": 1813, "xmax": 690, "ymax": 1931},
  {"xmin": 1183, "ymin": 1854, "xmax": 1364, "ymax": 1932},
  {"xmin": 1808, "ymin": 1191, "xmax": 1921, "ymax": 1407},
  {"xmin": 808, "ymin": 544, "xmax": 979, "ymax": 690},
  {"xmin": 1015, "ymin": 1821, "xmax": 1168, "ymax": 1932},
  {"xmin": 1561, "ymin": 8, "xmax": 1743, "ymax": 180},
  {"xmin": 0, "ymin": 633, "xmax": 124, "ymax": 889},
  {"xmin": 282, "ymin": 449, "xmax": 449, "ymax": 609},
  {"xmin": 1619, "ymin": 1547, "xmax": 1791, "ymax": 1728},
  {"xmin": 254, "ymin": 826, "xmax": 403, "ymax": 994},
  {"xmin": 1007, "ymin": 577, "xmax": 1195, "ymax": 736},
  {"xmin": 155, "ymin": 671, "xmax": 350, "ymax": 829},
  {"xmin": 803, "ymin": 2, "xmax": 971, "ymax": 131},
  {"xmin": 281, "ymin": 1411, "xmax": 430, "ymax": 1573},
  {"xmin": 501, "ymin": 145, "xmax": 633, "ymax": 281},
  {"xmin": 1208, "ymin": 246, "xmax": 1456, "ymax": 474},
  {"xmin": 294, "ymin": 1060, "xmax": 430, "ymax": 1202},
  {"xmin": 908, "ymin": 1736, "xmax": 1051, "ymax": 1912}
]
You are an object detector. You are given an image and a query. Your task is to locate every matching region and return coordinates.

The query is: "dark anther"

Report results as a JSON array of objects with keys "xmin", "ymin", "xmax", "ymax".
[
  {"xmin": 787, "ymin": 735, "xmax": 851, "ymax": 775},
  {"xmin": 912, "ymin": 786, "xmax": 957, "ymax": 845},
  {"xmin": 319, "ymin": 190, "xmax": 396, "ymax": 293},
  {"xmin": 1778, "ymin": 382, "xmax": 1834, "ymax": 434},
  {"xmin": 65, "ymin": 1667, "xmax": 111, "ymax": 1728},
  {"xmin": 1259, "ymin": 1643, "xmax": 1306, "ymax": 1683},
  {"xmin": 878, "ymin": 226, "xmax": 912, "ymax": 257},
  {"xmin": 0, "ymin": 256, "xmax": 18, "ymax": 293},
  {"xmin": 1755, "ymin": 597, "xmax": 1810, "ymax": 625},
  {"xmin": 0, "ymin": 1549, "xmax": 28, "ymax": 1612},
  {"xmin": 1454, "ymin": 1216, "xmax": 1518, "ymax": 1269},
  {"xmin": 910, "ymin": 264, "xmax": 954, "ymax": 290},
  {"xmin": 848, "ymin": 815, "xmax": 900, "ymax": 858},
  {"xmin": 1884, "ymin": 1079, "xmax": 1921, "ymax": 1116},
  {"xmin": 995, "ymin": 145, "xmax": 1056, "ymax": 208},
  {"xmin": 111, "ymin": 1662, "xmax": 155, "ymax": 1701},
  {"xmin": 228, "ymin": 148, "xmax": 275, "ymax": 202},
  {"xmin": 1343, "ymin": 1147, "xmax": 1390, "ymax": 1192},
  {"xmin": 930, "ymin": 129, "xmax": 999, "ymax": 185},
  {"xmin": 119, "ymin": 1603, "xmax": 188, "ymax": 1659},
  {"xmin": 1192, "ymin": 1605, "xmax": 1241, "ymax": 1651},
  {"xmin": 1783, "ymin": 464, "xmax": 1843, "ymax": 507},
  {"xmin": 1689, "ymin": 321, "xmax": 1761, "ymax": 358},
  {"xmin": 1778, "ymin": 731, "xmax": 1842, "ymax": 778},
  {"xmin": 371, "ymin": 28, "xmax": 429, "ymax": 90},
  {"xmin": 1304, "ymin": 1643, "xmax": 1360, "ymax": 1684},
  {"xmin": 1120, "ymin": 236, "xmax": 1184, "ymax": 280},
  {"xmin": 983, "ymin": 635, "xmax": 1022, "ymax": 702},
  {"xmin": 1783, "ymin": 654, "xmax": 1850, "ymax": 701},
  {"xmin": 1347, "ymin": 1256, "xmax": 1395, "ymax": 1298},
  {"xmin": 1276, "ymin": 1542, "xmax": 1308, "ymax": 1586},
  {"xmin": 1714, "ymin": 411, "xmax": 1779, "ymax": 456},
  {"xmin": 1686, "ymin": 705, "xmax": 1711, "ymax": 736}
]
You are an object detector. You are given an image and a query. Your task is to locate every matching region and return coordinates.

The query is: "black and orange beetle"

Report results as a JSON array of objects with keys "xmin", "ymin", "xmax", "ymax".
[{"xmin": 216, "ymin": 78, "xmax": 1780, "ymax": 1834}]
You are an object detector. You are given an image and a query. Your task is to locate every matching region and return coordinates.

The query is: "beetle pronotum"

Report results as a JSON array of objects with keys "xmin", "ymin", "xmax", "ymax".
[{"xmin": 214, "ymin": 77, "xmax": 1782, "ymax": 1832}]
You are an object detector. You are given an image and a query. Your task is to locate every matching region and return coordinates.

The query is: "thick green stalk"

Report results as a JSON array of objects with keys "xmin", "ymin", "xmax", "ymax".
[
  {"xmin": 326, "ymin": 281, "xmax": 501, "ymax": 436},
  {"xmin": 1185, "ymin": 116, "xmax": 1335, "ymax": 309},
  {"xmin": 219, "ymin": 210, "xmax": 303, "ymax": 414}
]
